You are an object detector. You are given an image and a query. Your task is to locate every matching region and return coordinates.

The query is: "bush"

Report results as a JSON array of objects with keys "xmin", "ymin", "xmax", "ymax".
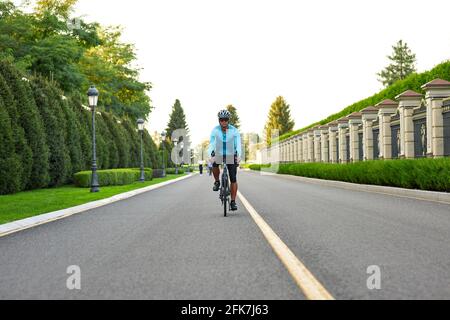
[
  {"xmin": 248, "ymin": 164, "xmax": 271, "ymax": 171},
  {"xmin": 152, "ymin": 169, "xmax": 165, "ymax": 178},
  {"xmin": 73, "ymin": 168, "xmax": 153, "ymax": 188},
  {"xmin": 165, "ymin": 167, "xmax": 185, "ymax": 175},
  {"xmin": 253, "ymin": 158, "xmax": 450, "ymax": 192}
]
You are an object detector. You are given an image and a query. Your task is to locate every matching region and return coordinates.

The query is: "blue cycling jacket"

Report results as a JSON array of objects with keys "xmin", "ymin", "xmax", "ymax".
[{"xmin": 208, "ymin": 124, "xmax": 242, "ymax": 158}]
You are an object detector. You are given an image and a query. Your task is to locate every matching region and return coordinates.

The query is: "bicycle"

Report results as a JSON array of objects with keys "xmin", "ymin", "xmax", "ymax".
[{"xmin": 219, "ymin": 154, "xmax": 231, "ymax": 217}]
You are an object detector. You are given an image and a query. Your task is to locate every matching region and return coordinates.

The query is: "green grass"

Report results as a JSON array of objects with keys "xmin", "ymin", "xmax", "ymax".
[{"xmin": 0, "ymin": 174, "xmax": 183, "ymax": 225}]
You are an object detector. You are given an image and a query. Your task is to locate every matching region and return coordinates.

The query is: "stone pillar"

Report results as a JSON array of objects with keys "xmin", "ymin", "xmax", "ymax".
[
  {"xmin": 307, "ymin": 130, "xmax": 314, "ymax": 162},
  {"xmin": 280, "ymin": 142, "xmax": 285, "ymax": 162},
  {"xmin": 338, "ymin": 118, "xmax": 349, "ymax": 163},
  {"xmin": 297, "ymin": 137, "xmax": 303, "ymax": 162},
  {"xmin": 361, "ymin": 106, "xmax": 379, "ymax": 160},
  {"xmin": 303, "ymin": 133, "xmax": 308, "ymax": 162},
  {"xmin": 395, "ymin": 90, "xmax": 423, "ymax": 159},
  {"xmin": 284, "ymin": 141, "xmax": 288, "ymax": 162},
  {"xmin": 319, "ymin": 126, "xmax": 329, "ymax": 163},
  {"xmin": 287, "ymin": 140, "xmax": 291, "ymax": 162},
  {"xmin": 314, "ymin": 128, "xmax": 321, "ymax": 163},
  {"xmin": 375, "ymin": 99, "xmax": 398, "ymax": 160},
  {"xmin": 291, "ymin": 138, "xmax": 296, "ymax": 162},
  {"xmin": 421, "ymin": 79, "xmax": 450, "ymax": 158},
  {"xmin": 348, "ymin": 112, "xmax": 362, "ymax": 162},
  {"xmin": 291, "ymin": 139, "xmax": 295, "ymax": 162},
  {"xmin": 328, "ymin": 122, "xmax": 339, "ymax": 163}
]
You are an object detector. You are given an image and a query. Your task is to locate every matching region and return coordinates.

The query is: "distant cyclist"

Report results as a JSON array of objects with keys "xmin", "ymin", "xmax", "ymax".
[{"xmin": 208, "ymin": 109, "xmax": 241, "ymax": 211}]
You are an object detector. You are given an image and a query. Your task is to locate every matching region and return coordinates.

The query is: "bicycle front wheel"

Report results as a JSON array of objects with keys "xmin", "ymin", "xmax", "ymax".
[{"xmin": 223, "ymin": 195, "xmax": 228, "ymax": 217}]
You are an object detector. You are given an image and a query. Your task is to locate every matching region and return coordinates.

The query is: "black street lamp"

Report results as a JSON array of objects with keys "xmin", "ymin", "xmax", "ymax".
[
  {"xmin": 137, "ymin": 118, "xmax": 145, "ymax": 182},
  {"xmin": 161, "ymin": 131, "xmax": 166, "ymax": 177},
  {"xmin": 88, "ymin": 85, "xmax": 100, "ymax": 193}
]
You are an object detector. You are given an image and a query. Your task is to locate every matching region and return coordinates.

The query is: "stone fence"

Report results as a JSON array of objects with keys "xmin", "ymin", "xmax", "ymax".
[{"xmin": 261, "ymin": 79, "xmax": 450, "ymax": 164}]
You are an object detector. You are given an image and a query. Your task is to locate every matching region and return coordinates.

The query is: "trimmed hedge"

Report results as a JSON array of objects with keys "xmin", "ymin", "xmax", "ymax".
[
  {"xmin": 73, "ymin": 168, "xmax": 153, "ymax": 188},
  {"xmin": 165, "ymin": 167, "xmax": 185, "ymax": 175},
  {"xmin": 250, "ymin": 158, "xmax": 450, "ymax": 192},
  {"xmin": 248, "ymin": 164, "xmax": 271, "ymax": 171}
]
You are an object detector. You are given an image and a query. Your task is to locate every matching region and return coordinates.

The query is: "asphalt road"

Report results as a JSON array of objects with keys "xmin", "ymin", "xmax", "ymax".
[{"xmin": 1, "ymin": 170, "xmax": 449, "ymax": 299}]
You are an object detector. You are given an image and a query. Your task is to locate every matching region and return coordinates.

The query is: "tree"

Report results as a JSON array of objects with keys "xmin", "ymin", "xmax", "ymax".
[
  {"xmin": 226, "ymin": 104, "xmax": 240, "ymax": 129},
  {"xmin": 264, "ymin": 96, "xmax": 295, "ymax": 145},
  {"xmin": 78, "ymin": 26, "xmax": 153, "ymax": 121},
  {"xmin": 0, "ymin": 94, "xmax": 21, "ymax": 194},
  {"xmin": 0, "ymin": 72, "xmax": 30, "ymax": 191},
  {"xmin": 31, "ymin": 76, "xmax": 70, "ymax": 186},
  {"xmin": 377, "ymin": 40, "xmax": 417, "ymax": 87},
  {"xmin": 103, "ymin": 112, "xmax": 129, "ymax": 168},
  {"xmin": 166, "ymin": 99, "xmax": 190, "ymax": 144},
  {"xmin": 60, "ymin": 95, "xmax": 84, "ymax": 176},
  {"xmin": 0, "ymin": 61, "xmax": 50, "ymax": 190}
]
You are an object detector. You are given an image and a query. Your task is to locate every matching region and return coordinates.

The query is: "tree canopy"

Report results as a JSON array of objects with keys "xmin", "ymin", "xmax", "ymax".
[{"xmin": 0, "ymin": 0, "xmax": 152, "ymax": 121}]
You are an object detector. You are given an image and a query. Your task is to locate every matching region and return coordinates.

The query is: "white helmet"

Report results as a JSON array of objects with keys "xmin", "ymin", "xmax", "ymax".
[{"xmin": 218, "ymin": 109, "xmax": 231, "ymax": 119}]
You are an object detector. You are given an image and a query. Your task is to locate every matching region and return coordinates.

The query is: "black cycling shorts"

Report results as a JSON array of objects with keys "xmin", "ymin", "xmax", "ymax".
[{"xmin": 213, "ymin": 162, "xmax": 238, "ymax": 183}]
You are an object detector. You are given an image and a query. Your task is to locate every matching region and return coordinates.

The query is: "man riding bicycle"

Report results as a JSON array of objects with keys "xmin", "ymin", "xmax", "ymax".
[{"xmin": 208, "ymin": 109, "xmax": 241, "ymax": 211}]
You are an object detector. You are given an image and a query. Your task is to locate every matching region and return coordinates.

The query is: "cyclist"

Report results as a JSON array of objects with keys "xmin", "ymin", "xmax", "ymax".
[{"xmin": 208, "ymin": 109, "xmax": 241, "ymax": 211}]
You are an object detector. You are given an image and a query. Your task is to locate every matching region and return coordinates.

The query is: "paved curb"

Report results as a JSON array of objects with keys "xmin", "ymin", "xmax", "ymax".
[
  {"xmin": 247, "ymin": 170, "xmax": 450, "ymax": 204},
  {"xmin": 0, "ymin": 173, "xmax": 197, "ymax": 238}
]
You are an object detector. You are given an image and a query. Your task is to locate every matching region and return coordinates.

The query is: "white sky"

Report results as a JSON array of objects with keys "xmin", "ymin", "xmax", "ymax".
[{"xmin": 73, "ymin": 0, "xmax": 450, "ymax": 145}]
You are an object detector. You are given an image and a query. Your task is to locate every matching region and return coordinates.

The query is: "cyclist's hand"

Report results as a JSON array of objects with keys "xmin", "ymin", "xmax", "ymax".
[
  {"xmin": 235, "ymin": 155, "xmax": 241, "ymax": 164},
  {"xmin": 208, "ymin": 156, "xmax": 216, "ymax": 164}
]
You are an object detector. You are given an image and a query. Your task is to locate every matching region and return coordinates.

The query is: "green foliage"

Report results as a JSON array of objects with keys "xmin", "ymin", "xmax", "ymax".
[
  {"xmin": 248, "ymin": 164, "xmax": 271, "ymax": 171},
  {"xmin": 60, "ymin": 95, "xmax": 83, "ymax": 177},
  {"xmin": 226, "ymin": 104, "xmax": 240, "ymax": 129},
  {"xmin": 165, "ymin": 168, "xmax": 185, "ymax": 175},
  {"xmin": 166, "ymin": 99, "xmax": 190, "ymax": 144},
  {"xmin": 278, "ymin": 60, "xmax": 450, "ymax": 142},
  {"xmin": 122, "ymin": 118, "xmax": 140, "ymax": 167},
  {"xmin": 251, "ymin": 159, "xmax": 450, "ymax": 192},
  {"xmin": 0, "ymin": 94, "xmax": 21, "ymax": 194},
  {"xmin": 378, "ymin": 40, "xmax": 417, "ymax": 87},
  {"xmin": 77, "ymin": 107, "xmax": 93, "ymax": 169},
  {"xmin": 73, "ymin": 168, "xmax": 153, "ymax": 188},
  {"xmin": 264, "ymin": 96, "xmax": 295, "ymax": 145},
  {"xmin": 0, "ymin": 0, "xmax": 152, "ymax": 120},
  {"xmin": 0, "ymin": 72, "xmax": 29, "ymax": 192},
  {"xmin": 0, "ymin": 60, "xmax": 49, "ymax": 190},
  {"xmin": 31, "ymin": 76, "xmax": 70, "ymax": 187},
  {"xmin": 103, "ymin": 113, "xmax": 129, "ymax": 168}
]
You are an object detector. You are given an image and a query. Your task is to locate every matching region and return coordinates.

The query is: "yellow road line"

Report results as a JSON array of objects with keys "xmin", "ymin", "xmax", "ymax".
[{"xmin": 238, "ymin": 191, "xmax": 335, "ymax": 300}]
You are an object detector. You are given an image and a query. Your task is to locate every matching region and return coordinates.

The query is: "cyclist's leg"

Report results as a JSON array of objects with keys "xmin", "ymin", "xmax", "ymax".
[
  {"xmin": 212, "ymin": 162, "xmax": 220, "ymax": 182},
  {"xmin": 227, "ymin": 163, "xmax": 238, "ymax": 201}
]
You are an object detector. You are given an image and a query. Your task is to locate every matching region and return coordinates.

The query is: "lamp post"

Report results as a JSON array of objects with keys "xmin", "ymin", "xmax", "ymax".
[
  {"xmin": 88, "ymin": 85, "xmax": 100, "ymax": 193},
  {"xmin": 173, "ymin": 137, "xmax": 179, "ymax": 174},
  {"xmin": 161, "ymin": 131, "xmax": 166, "ymax": 177},
  {"xmin": 137, "ymin": 118, "xmax": 145, "ymax": 182}
]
